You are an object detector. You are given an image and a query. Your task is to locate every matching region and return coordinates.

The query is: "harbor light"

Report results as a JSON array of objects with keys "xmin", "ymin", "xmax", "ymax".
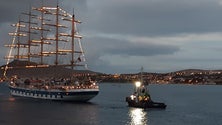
[{"xmin": 135, "ymin": 81, "xmax": 141, "ymax": 87}]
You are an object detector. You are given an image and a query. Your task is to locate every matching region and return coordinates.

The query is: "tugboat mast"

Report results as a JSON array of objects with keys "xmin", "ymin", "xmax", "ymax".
[{"xmin": 140, "ymin": 67, "xmax": 143, "ymax": 84}]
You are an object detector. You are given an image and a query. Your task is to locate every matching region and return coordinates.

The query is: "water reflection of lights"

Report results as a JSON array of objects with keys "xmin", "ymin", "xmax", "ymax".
[
  {"xmin": 8, "ymin": 97, "xmax": 15, "ymax": 101},
  {"xmin": 129, "ymin": 108, "xmax": 147, "ymax": 125}
]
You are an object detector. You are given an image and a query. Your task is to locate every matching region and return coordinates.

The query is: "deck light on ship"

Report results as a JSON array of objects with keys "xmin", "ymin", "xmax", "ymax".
[
  {"xmin": 135, "ymin": 81, "xmax": 141, "ymax": 87},
  {"xmin": 93, "ymin": 82, "xmax": 96, "ymax": 86},
  {"xmin": 130, "ymin": 95, "xmax": 136, "ymax": 100}
]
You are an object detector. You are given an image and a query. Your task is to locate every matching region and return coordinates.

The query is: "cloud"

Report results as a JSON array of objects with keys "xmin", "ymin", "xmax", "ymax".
[
  {"xmin": 85, "ymin": 0, "xmax": 222, "ymax": 36},
  {"xmin": 84, "ymin": 33, "xmax": 180, "ymax": 57},
  {"xmin": 84, "ymin": 31, "xmax": 222, "ymax": 58},
  {"xmin": 0, "ymin": 0, "xmax": 58, "ymax": 23}
]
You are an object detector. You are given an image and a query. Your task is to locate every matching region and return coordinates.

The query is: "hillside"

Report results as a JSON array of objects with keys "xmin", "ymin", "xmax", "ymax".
[{"xmin": 0, "ymin": 60, "xmax": 99, "ymax": 78}]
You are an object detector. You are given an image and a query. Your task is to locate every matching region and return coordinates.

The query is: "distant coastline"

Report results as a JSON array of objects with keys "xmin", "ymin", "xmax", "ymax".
[
  {"xmin": 1, "ymin": 61, "xmax": 222, "ymax": 85},
  {"xmin": 97, "ymin": 69, "xmax": 222, "ymax": 85}
]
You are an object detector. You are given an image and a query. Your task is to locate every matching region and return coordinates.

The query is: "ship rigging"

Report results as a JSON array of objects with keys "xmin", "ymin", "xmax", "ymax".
[{"xmin": 3, "ymin": 4, "xmax": 99, "ymax": 102}]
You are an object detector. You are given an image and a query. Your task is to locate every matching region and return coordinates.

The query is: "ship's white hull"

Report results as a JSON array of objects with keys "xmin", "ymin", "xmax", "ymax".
[{"xmin": 9, "ymin": 86, "xmax": 99, "ymax": 102}]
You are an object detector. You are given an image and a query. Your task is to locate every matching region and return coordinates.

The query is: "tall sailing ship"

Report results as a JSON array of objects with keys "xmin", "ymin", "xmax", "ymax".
[{"xmin": 3, "ymin": 4, "xmax": 99, "ymax": 101}]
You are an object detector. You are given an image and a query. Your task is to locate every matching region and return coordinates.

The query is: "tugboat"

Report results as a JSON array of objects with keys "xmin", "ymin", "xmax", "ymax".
[{"xmin": 126, "ymin": 68, "xmax": 167, "ymax": 109}]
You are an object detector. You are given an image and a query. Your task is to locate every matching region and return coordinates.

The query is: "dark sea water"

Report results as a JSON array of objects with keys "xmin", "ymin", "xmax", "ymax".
[{"xmin": 0, "ymin": 83, "xmax": 222, "ymax": 125}]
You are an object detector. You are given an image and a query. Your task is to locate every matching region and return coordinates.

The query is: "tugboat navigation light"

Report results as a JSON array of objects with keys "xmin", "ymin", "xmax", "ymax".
[{"xmin": 135, "ymin": 81, "xmax": 141, "ymax": 87}]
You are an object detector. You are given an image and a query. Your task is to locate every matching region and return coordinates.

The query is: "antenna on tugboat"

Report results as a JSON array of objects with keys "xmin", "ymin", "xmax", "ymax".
[
  {"xmin": 140, "ymin": 66, "xmax": 143, "ymax": 84},
  {"xmin": 41, "ymin": 0, "xmax": 44, "ymax": 6}
]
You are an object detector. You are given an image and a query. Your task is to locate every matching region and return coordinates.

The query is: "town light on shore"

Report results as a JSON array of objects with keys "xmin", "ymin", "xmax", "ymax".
[{"xmin": 135, "ymin": 81, "xmax": 141, "ymax": 87}]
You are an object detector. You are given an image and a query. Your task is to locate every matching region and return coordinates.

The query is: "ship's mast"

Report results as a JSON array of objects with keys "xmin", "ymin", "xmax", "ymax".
[
  {"xmin": 7, "ymin": 17, "xmax": 28, "ymax": 60},
  {"xmin": 71, "ymin": 13, "xmax": 75, "ymax": 69},
  {"xmin": 27, "ymin": 10, "xmax": 31, "ymax": 63},
  {"xmin": 55, "ymin": 5, "xmax": 59, "ymax": 65},
  {"xmin": 21, "ymin": 7, "xmax": 38, "ymax": 64},
  {"xmin": 17, "ymin": 17, "xmax": 21, "ymax": 59},
  {"xmin": 61, "ymin": 8, "xmax": 83, "ymax": 68},
  {"xmin": 40, "ymin": 6, "xmax": 44, "ymax": 64}
]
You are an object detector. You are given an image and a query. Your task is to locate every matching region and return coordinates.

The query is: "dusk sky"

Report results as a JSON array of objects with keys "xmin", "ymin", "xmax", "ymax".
[{"xmin": 2, "ymin": 0, "xmax": 222, "ymax": 73}]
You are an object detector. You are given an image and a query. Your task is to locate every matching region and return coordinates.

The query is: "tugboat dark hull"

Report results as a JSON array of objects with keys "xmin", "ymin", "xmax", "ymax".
[{"xmin": 126, "ymin": 97, "xmax": 167, "ymax": 109}]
